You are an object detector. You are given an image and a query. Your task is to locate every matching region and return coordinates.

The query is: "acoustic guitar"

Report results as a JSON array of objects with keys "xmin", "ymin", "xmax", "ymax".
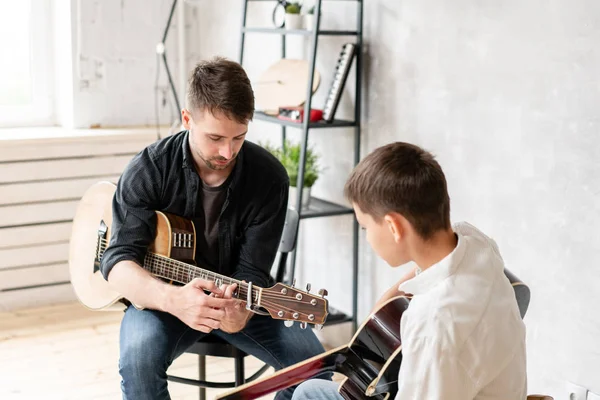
[
  {"xmin": 68, "ymin": 181, "xmax": 329, "ymax": 327},
  {"xmin": 215, "ymin": 272, "xmax": 530, "ymax": 400}
]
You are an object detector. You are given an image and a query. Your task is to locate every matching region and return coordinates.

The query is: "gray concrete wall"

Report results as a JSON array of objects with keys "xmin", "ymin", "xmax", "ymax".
[{"xmin": 75, "ymin": 0, "xmax": 600, "ymax": 396}]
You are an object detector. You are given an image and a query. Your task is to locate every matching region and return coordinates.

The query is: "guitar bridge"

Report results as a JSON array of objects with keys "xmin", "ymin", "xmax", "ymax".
[{"xmin": 94, "ymin": 220, "xmax": 108, "ymax": 273}]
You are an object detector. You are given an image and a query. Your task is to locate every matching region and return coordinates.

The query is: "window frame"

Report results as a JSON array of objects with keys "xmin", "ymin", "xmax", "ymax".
[{"xmin": 0, "ymin": 0, "xmax": 55, "ymax": 128}]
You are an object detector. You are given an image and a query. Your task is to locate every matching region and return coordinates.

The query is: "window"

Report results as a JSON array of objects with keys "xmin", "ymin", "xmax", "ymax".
[{"xmin": 0, "ymin": 0, "xmax": 54, "ymax": 127}]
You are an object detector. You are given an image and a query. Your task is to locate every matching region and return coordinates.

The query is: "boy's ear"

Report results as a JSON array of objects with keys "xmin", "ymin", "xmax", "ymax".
[{"xmin": 384, "ymin": 213, "xmax": 404, "ymax": 243}]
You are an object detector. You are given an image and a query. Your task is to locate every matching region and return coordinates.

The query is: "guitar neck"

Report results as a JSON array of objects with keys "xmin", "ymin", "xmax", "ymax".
[
  {"xmin": 216, "ymin": 345, "xmax": 349, "ymax": 400},
  {"xmin": 143, "ymin": 252, "xmax": 260, "ymax": 302}
]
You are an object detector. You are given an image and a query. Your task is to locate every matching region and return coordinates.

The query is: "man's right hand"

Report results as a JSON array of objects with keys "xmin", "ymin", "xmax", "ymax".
[{"xmin": 164, "ymin": 278, "xmax": 237, "ymax": 333}]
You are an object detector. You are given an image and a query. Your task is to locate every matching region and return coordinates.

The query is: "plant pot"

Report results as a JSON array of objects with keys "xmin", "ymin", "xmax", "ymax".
[
  {"xmin": 289, "ymin": 186, "xmax": 312, "ymax": 210},
  {"xmin": 304, "ymin": 15, "xmax": 314, "ymax": 30},
  {"xmin": 285, "ymin": 13, "xmax": 303, "ymax": 30}
]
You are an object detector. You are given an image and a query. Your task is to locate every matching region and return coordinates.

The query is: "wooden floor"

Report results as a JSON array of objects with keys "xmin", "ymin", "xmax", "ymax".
[{"xmin": 0, "ymin": 302, "xmax": 282, "ymax": 400}]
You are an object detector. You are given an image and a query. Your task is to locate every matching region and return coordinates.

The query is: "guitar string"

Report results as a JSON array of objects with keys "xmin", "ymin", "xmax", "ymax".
[
  {"xmin": 98, "ymin": 240, "xmax": 323, "ymax": 303},
  {"xmin": 141, "ymin": 256, "xmax": 320, "ymax": 318},
  {"xmin": 98, "ymin": 257, "xmax": 320, "ymax": 320},
  {"xmin": 144, "ymin": 255, "xmax": 322, "ymax": 317},
  {"xmin": 98, "ymin": 245, "xmax": 324, "ymax": 319},
  {"xmin": 98, "ymin": 245, "xmax": 314, "ymax": 305},
  {"xmin": 98, "ymin": 239, "xmax": 253, "ymax": 294},
  {"xmin": 98, "ymin": 247, "xmax": 321, "ymax": 309}
]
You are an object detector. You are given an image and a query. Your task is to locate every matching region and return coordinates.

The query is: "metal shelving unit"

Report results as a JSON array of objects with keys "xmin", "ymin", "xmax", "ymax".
[{"xmin": 239, "ymin": 0, "xmax": 363, "ymax": 332}]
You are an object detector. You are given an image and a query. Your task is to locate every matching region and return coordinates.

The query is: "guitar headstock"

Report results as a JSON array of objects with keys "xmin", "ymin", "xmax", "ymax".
[{"xmin": 260, "ymin": 282, "xmax": 329, "ymax": 326}]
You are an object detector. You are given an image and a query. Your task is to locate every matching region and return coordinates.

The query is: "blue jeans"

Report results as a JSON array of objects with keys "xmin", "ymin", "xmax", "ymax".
[
  {"xmin": 119, "ymin": 305, "xmax": 327, "ymax": 400},
  {"xmin": 292, "ymin": 379, "xmax": 342, "ymax": 400}
]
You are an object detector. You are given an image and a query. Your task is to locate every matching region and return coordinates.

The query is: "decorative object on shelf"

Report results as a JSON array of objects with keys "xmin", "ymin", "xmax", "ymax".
[
  {"xmin": 254, "ymin": 59, "xmax": 320, "ymax": 115},
  {"xmin": 271, "ymin": 0, "xmax": 289, "ymax": 28},
  {"xmin": 277, "ymin": 106, "xmax": 323, "ymax": 123},
  {"xmin": 322, "ymin": 43, "xmax": 357, "ymax": 122},
  {"xmin": 261, "ymin": 140, "xmax": 321, "ymax": 210},
  {"xmin": 284, "ymin": 2, "xmax": 303, "ymax": 30},
  {"xmin": 304, "ymin": 6, "xmax": 315, "ymax": 30}
]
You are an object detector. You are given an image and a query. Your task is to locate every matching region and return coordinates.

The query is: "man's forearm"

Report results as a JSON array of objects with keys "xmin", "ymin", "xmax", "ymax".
[{"xmin": 107, "ymin": 260, "xmax": 175, "ymax": 312}]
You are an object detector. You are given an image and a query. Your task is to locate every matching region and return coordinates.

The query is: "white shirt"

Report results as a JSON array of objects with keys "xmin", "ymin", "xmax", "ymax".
[{"xmin": 395, "ymin": 222, "xmax": 527, "ymax": 400}]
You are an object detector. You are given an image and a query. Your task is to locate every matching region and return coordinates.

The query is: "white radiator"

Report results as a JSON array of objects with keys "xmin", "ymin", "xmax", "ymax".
[{"xmin": 0, "ymin": 128, "xmax": 160, "ymax": 311}]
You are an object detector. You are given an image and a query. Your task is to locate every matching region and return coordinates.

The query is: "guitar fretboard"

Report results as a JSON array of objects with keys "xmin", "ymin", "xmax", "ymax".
[{"xmin": 99, "ymin": 243, "xmax": 259, "ymax": 302}]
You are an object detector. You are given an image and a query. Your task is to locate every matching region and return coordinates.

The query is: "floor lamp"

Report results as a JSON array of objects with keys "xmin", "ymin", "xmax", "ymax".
[{"xmin": 156, "ymin": 0, "xmax": 182, "ymax": 127}]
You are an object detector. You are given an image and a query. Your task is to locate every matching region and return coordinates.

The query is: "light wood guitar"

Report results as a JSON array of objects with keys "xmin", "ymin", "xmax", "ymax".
[{"xmin": 68, "ymin": 181, "xmax": 329, "ymax": 327}]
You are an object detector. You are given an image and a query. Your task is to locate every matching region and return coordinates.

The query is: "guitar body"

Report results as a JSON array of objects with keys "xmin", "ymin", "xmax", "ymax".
[
  {"xmin": 68, "ymin": 181, "xmax": 196, "ymax": 311},
  {"xmin": 341, "ymin": 296, "xmax": 406, "ymax": 399},
  {"xmin": 216, "ymin": 296, "xmax": 411, "ymax": 400},
  {"xmin": 69, "ymin": 182, "xmax": 122, "ymax": 311}
]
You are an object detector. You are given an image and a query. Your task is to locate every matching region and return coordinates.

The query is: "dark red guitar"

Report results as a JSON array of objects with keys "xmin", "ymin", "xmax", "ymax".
[
  {"xmin": 215, "ymin": 269, "xmax": 530, "ymax": 400},
  {"xmin": 215, "ymin": 296, "xmax": 411, "ymax": 400}
]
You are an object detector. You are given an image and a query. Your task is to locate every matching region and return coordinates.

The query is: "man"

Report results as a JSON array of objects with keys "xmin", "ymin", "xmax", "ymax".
[
  {"xmin": 292, "ymin": 142, "xmax": 527, "ymax": 399},
  {"xmin": 100, "ymin": 57, "xmax": 325, "ymax": 400}
]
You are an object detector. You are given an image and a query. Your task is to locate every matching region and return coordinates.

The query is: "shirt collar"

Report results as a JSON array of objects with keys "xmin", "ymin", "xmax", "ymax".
[
  {"xmin": 399, "ymin": 232, "xmax": 467, "ymax": 295},
  {"xmin": 182, "ymin": 130, "xmax": 194, "ymax": 168}
]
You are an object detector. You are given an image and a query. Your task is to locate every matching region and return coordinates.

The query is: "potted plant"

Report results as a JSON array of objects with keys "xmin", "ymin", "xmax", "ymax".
[
  {"xmin": 262, "ymin": 139, "xmax": 321, "ymax": 209},
  {"xmin": 284, "ymin": 2, "xmax": 303, "ymax": 30},
  {"xmin": 304, "ymin": 6, "xmax": 315, "ymax": 30}
]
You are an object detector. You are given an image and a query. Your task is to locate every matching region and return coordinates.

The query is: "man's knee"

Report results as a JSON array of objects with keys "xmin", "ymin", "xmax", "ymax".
[
  {"xmin": 119, "ymin": 329, "xmax": 169, "ymax": 377},
  {"xmin": 119, "ymin": 309, "xmax": 172, "ymax": 379}
]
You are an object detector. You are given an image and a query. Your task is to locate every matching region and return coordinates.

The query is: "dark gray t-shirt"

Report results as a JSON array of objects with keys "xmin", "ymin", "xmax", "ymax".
[{"xmin": 194, "ymin": 176, "xmax": 231, "ymax": 269}]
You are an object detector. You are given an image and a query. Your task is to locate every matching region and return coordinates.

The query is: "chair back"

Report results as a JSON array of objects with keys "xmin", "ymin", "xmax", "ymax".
[
  {"xmin": 504, "ymin": 268, "xmax": 531, "ymax": 319},
  {"xmin": 273, "ymin": 208, "xmax": 300, "ymax": 283},
  {"xmin": 278, "ymin": 208, "xmax": 300, "ymax": 254}
]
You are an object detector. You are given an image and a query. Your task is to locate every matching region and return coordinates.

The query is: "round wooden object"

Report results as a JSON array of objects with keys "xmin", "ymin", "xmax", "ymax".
[{"xmin": 254, "ymin": 59, "xmax": 320, "ymax": 115}]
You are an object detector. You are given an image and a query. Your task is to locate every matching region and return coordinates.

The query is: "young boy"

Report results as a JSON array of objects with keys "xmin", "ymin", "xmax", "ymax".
[{"xmin": 292, "ymin": 142, "xmax": 527, "ymax": 399}]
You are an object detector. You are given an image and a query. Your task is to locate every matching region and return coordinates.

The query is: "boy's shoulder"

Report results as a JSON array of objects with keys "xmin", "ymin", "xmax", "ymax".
[
  {"xmin": 401, "ymin": 222, "xmax": 513, "ymax": 352},
  {"xmin": 452, "ymin": 221, "xmax": 503, "ymax": 261}
]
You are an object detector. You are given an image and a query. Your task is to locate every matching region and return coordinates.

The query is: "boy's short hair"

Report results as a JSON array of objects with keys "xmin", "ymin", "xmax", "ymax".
[
  {"xmin": 344, "ymin": 142, "xmax": 451, "ymax": 240},
  {"xmin": 187, "ymin": 56, "xmax": 254, "ymax": 124}
]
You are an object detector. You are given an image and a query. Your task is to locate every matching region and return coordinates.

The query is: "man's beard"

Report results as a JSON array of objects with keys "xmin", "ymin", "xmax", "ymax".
[{"xmin": 203, "ymin": 154, "xmax": 237, "ymax": 170}]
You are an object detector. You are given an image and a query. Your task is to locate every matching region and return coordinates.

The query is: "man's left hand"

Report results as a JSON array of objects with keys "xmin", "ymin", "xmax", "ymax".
[{"xmin": 214, "ymin": 283, "xmax": 252, "ymax": 333}]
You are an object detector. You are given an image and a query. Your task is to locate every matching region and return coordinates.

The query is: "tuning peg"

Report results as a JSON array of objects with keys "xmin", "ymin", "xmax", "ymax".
[
  {"xmin": 299, "ymin": 322, "xmax": 308, "ymax": 330},
  {"xmin": 284, "ymin": 320, "xmax": 294, "ymax": 328},
  {"xmin": 315, "ymin": 324, "xmax": 323, "ymax": 331},
  {"xmin": 291, "ymin": 278, "xmax": 297, "ymax": 288},
  {"xmin": 305, "ymin": 283, "xmax": 311, "ymax": 292},
  {"xmin": 318, "ymin": 288, "xmax": 328, "ymax": 297}
]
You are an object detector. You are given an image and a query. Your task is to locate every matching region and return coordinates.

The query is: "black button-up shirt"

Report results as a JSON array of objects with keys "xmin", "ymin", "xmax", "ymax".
[{"xmin": 100, "ymin": 130, "xmax": 289, "ymax": 288}]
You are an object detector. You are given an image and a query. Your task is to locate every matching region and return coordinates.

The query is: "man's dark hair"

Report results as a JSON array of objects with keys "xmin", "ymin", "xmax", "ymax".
[
  {"xmin": 187, "ymin": 56, "xmax": 254, "ymax": 124},
  {"xmin": 344, "ymin": 142, "xmax": 451, "ymax": 240}
]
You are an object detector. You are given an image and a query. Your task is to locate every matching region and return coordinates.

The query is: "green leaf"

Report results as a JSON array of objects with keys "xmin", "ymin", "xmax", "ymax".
[
  {"xmin": 260, "ymin": 139, "xmax": 321, "ymax": 187},
  {"xmin": 285, "ymin": 2, "xmax": 301, "ymax": 14}
]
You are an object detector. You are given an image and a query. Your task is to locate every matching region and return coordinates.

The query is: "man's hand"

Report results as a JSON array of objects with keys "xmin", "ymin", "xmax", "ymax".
[
  {"xmin": 214, "ymin": 283, "xmax": 253, "ymax": 334},
  {"xmin": 164, "ymin": 278, "xmax": 236, "ymax": 333}
]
